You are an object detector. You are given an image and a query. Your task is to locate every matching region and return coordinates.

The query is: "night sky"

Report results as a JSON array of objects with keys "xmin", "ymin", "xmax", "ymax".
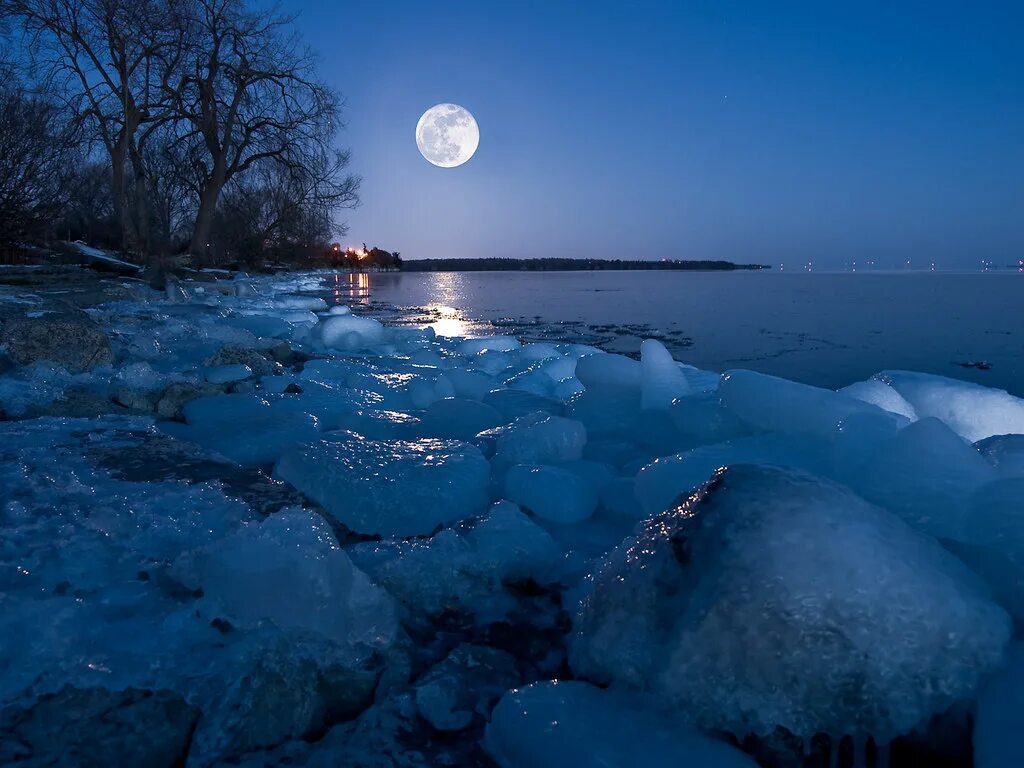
[{"xmin": 286, "ymin": 0, "xmax": 1023, "ymax": 267}]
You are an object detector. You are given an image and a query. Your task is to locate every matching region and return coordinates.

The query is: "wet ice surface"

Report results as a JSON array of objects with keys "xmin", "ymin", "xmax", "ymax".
[
  {"xmin": 340, "ymin": 270, "xmax": 1024, "ymax": 396},
  {"xmin": 1, "ymin": 269, "xmax": 1023, "ymax": 767}
]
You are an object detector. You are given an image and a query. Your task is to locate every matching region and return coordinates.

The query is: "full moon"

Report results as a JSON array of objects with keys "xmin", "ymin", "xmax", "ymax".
[{"xmin": 415, "ymin": 103, "xmax": 479, "ymax": 168}]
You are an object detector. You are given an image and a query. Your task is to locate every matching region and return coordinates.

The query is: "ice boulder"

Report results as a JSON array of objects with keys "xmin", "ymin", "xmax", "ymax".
[
  {"xmin": 633, "ymin": 432, "xmax": 830, "ymax": 516},
  {"xmin": 314, "ymin": 313, "xmax": 385, "ymax": 351},
  {"xmin": 415, "ymin": 397, "xmax": 505, "ymax": 440},
  {"xmin": 275, "ymin": 434, "xmax": 490, "ymax": 537},
  {"xmin": 975, "ymin": 433, "xmax": 1024, "ymax": 477},
  {"xmin": 854, "ymin": 417, "xmax": 997, "ymax": 541},
  {"xmin": 719, "ymin": 369, "xmax": 902, "ymax": 438},
  {"xmin": 640, "ymin": 339, "xmax": 689, "ymax": 410},
  {"xmin": 485, "ymin": 681, "xmax": 757, "ymax": 768},
  {"xmin": 162, "ymin": 393, "xmax": 320, "ymax": 465},
  {"xmin": 457, "ymin": 335, "xmax": 521, "ymax": 356},
  {"xmin": 668, "ymin": 391, "xmax": 749, "ymax": 446},
  {"xmin": 876, "ymin": 370, "xmax": 1024, "ymax": 442},
  {"xmin": 493, "ymin": 412, "xmax": 587, "ymax": 464},
  {"xmin": 173, "ymin": 509, "xmax": 396, "ymax": 647},
  {"xmin": 575, "ymin": 352, "xmax": 641, "ymax": 393},
  {"xmin": 974, "ymin": 644, "xmax": 1024, "ymax": 768},
  {"xmin": 505, "ymin": 465, "xmax": 599, "ymax": 523},
  {"xmin": 349, "ymin": 501, "xmax": 559, "ymax": 619},
  {"xmin": 573, "ymin": 465, "xmax": 1010, "ymax": 744},
  {"xmin": 202, "ymin": 363, "xmax": 252, "ymax": 384},
  {"xmin": 483, "ymin": 388, "xmax": 563, "ymax": 421},
  {"xmin": 839, "ymin": 378, "xmax": 918, "ymax": 420}
]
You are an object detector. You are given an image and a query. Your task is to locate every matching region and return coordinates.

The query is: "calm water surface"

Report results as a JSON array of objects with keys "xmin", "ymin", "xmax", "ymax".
[{"xmin": 317, "ymin": 270, "xmax": 1024, "ymax": 396}]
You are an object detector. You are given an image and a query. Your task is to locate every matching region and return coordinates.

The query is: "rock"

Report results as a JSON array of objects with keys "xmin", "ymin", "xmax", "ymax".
[
  {"xmin": 572, "ymin": 465, "xmax": 1010, "ymax": 744},
  {"xmin": 202, "ymin": 345, "xmax": 281, "ymax": 378},
  {"xmin": 0, "ymin": 314, "xmax": 113, "ymax": 372},
  {"xmin": 155, "ymin": 381, "xmax": 225, "ymax": 421},
  {"xmin": 0, "ymin": 686, "xmax": 199, "ymax": 768},
  {"xmin": 20, "ymin": 386, "xmax": 126, "ymax": 420},
  {"xmin": 188, "ymin": 634, "xmax": 380, "ymax": 766},
  {"xmin": 114, "ymin": 386, "xmax": 161, "ymax": 412},
  {"xmin": 414, "ymin": 644, "xmax": 519, "ymax": 731}
]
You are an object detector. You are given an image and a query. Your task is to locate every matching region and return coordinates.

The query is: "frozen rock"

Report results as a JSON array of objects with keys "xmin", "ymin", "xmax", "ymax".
[
  {"xmin": 203, "ymin": 345, "xmax": 280, "ymax": 377},
  {"xmin": 187, "ymin": 631, "xmax": 380, "ymax": 766},
  {"xmin": 839, "ymin": 378, "xmax": 918, "ymax": 420},
  {"xmin": 275, "ymin": 434, "xmax": 490, "ymax": 537},
  {"xmin": 493, "ymin": 412, "xmax": 587, "ymax": 464},
  {"xmin": 974, "ymin": 644, "xmax": 1024, "ymax": 768},
  {"xmin": 640, "ymin": 339, "xmax": 689, "ymax": 410},
  {"xmin": 1, "ymin": 313, "xmax": 113, "ymax": 372},
  {"xmin": 485, "ymin": 680, "xmax": 757, "ymax": 768},
  {"xmin": 414, "ymin": 644, "xmax": 518, "ymax": 731},
  {"xmin": 720, "ymin": 369, "xmax": 901, "ymax": 438},
  {"xmin": 0, "ymin": 686, "xmax": 199, "ymax": 768},
  {"xmin": 573, "ymin": 465, "xmax": 1010, "ymax": 744},
  {"xmin": 202, "ymin": 363, "xmax": 252, "ymax": 384},
  {"xmin": 877, "ymin": 370, "xmax": 1024, "ymax": 442},
  {"xmin": 174, "ymin": 509, "xmax": 396, "ymax": 647},
  {"xmin": 505, "ymin": 464, "xmax": 599, "ymax": 524},
  {"xmin": 855, "ymin": 417, "xmax": 996, "ymax": 541}
]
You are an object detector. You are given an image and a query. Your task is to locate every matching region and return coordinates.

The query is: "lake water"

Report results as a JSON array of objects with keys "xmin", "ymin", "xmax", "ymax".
[{"xmin": 316, "ymin": 270, "xmax": 1024, "ymax": 396}]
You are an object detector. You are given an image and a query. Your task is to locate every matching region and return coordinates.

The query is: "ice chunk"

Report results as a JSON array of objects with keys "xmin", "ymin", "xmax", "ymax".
[
  {"xmin": 492, "ymin": 412, "xmax": 587, "ymax": 464},
  {"xmin": 575, "ymin": 352, "xmax": 641, "ymax": 392},
  {"xmin": 669, "ymin": 392, "xmax": 750, "ymax": 446},
  {"xmin": 518, "ymin": 342, "xmax": 562, "ymax": 363},
  {"xmin": 415, "ymin": 397, "xmax": 505, "ymax": 440},
  {"xmin": 485, "ymin": 681, "xmax": 757, "ymax": 768},
  {"xmin": 975, "ymin": 433, "xmax": 1024, "ymax": 477},
  {"xmin": 457, "ymin": 335, "xmax": 521, "ymax": 356},
  {"xmin": 314, "ymin": 313, "xmax": 385, "ymax": 350},
  {"xmin": 223, "ymin": 314, "xmax": 291, "ymax": 339},
  {"xmin": 877, "ymin": 370, "xmax": 1024, "ymax": 442},
  {"xmin": 974, "ymin": 644, "xmax": 1024, "ymax": 768},
  {"xmin": 271, "ymin": 381, "xmax": 382, "ymax": 430},
  {"xmin": 640, "ymin": 339, "xmax": 689, "ymax": 410},
  {"xmin": 720, "ymin": 369, "xmax": 902, "ymax": 438},
  {"xmin": 839, "ymin": 379, "xmax": 918, "ymax": 420},
  {"xmin": 174, "ymin": 509, "xmax": 396, "ymax": 647},
  {"xmin": 275, "ymin": 434, "xmax": 490, "ymax": 537},
  {"xmin": 574, "ymin": 465, "xmax": 1010, "ymax": 744},
  {"xmin": 505, "ymin": 465, "xmax": 599, "ymax": 523},
  {"xmin": 634, "ymin": 433, "xmax": 830, "ymax": 516},
  {"xmin": 483, "ymin": 388, "xmax": 563, "ymax": 421},
  {"xmin": 445, "ymin": 368, "xmax": 497, "ymax": 400},
  {"xmin": 202, "ymin": 363, "xmax": 252, "ymax": 384},
  {"xmin": 855, "ymin": 417, "xmax": 997, "ymax": 541},
  {"xmin": 163, "ymin": 394, "xmax": 320, "ymax": 465},
  {"xmin": 349, "ymin": 501, "xmax": 559, "ymax": 619}
]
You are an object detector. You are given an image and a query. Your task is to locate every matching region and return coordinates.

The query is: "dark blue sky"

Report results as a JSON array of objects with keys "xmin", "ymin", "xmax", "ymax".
[{"xmin": 287, "ymin": 0, "xmax": 1023, "ymax": 267}]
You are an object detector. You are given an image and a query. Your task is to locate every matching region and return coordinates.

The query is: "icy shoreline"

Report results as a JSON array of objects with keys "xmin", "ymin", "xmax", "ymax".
[{"xmin": 1, "ymin": 269, "xmax": 1022, "ymax": 767}]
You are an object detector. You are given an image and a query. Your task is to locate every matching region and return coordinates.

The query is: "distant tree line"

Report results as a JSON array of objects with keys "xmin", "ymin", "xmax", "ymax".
[
  {"xmin": 322, "ymin": 244, "xmax": 402, "ymax": 271},
  {"xmin": 0, "ymin": 0, "xmax": 358, "ymax": 266},
  {"xmin": 401, "ymin": 258, "xmax": 769, "ymax": 272}
]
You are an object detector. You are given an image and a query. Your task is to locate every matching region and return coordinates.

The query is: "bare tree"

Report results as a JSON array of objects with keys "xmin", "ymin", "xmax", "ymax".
[
  {"xmin": 174, "ymin": 0, "xmax": 356, "ymax": 258},
  {"xmin": 8, "ymin": 0, "xmax": 190, "ymax": 254},
  {"xmin": 0, "ymin": 82, "xmax": 77, "ymax": 248},
  {"xmin": 212, "ymin": 148, "xmax": 357, "ymax": 265}
]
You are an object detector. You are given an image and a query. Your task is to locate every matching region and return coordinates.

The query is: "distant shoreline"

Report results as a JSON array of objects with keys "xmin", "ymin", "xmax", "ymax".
[{"xmin": 399, "ymin": 258, "xmax": 769, "ymax": 272}]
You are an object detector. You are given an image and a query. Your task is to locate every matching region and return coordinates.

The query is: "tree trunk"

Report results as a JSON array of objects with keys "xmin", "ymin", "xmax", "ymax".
[
  {"xmin": 190, "ymin": 178, "xmax": 223, "ymax": 262},
  {"xmin": 129, "ymin": 145, "xmax": 150, "ymax": 258},
  {"xmin": 110, "ymin": 147, "xmax": 128, "ymax": 252}
]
